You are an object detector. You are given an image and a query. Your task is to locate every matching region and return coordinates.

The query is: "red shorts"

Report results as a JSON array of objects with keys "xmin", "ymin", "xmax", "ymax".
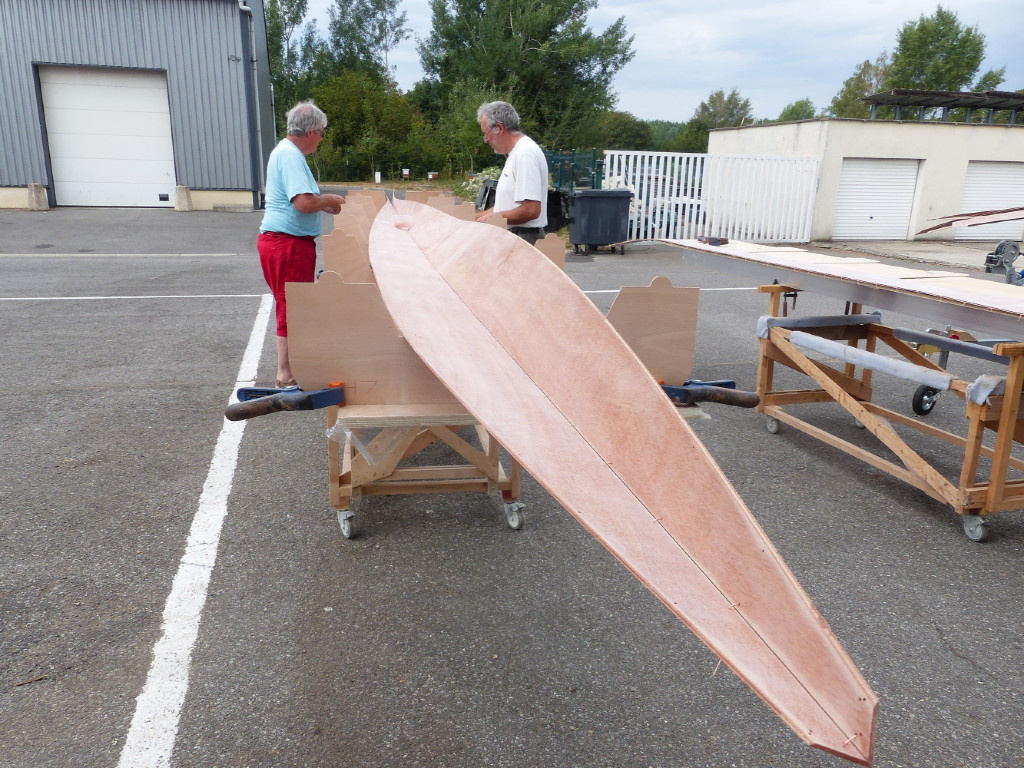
[{"xmin": 258, "ymin": 231, "xmax": 316, "ymax": 336}]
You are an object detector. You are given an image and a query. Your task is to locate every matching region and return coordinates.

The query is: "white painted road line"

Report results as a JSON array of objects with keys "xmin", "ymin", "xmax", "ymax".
[
  {"xmin": 583, "ymin": 286, "xmax": 757, "ymax": 295},
  {"xmin": 117, "ymin": 294, "xmax": 272, "ymax": 768},
  {"xmin": 2, "ymin": 289, "xmax": 756, "ymax": 302},
  {"xmin": 0, "ymin": 294, "xmax": 264, "ymax": 301}
]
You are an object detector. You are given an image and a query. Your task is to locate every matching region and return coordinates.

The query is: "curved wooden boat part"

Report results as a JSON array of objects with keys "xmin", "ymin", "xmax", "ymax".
[{"xmin": 368, "ymin": 200, "xmax": 878, "ymax": 766}]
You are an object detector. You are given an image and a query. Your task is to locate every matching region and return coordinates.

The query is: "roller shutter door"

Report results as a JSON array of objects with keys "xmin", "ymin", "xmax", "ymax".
[
  {"xmin": 955, "ymin": 161, "xmax": 1024, "ymax": 241},
  {"xmin": 833, "ymin": 159, "xmax": 919, "ymax": 240},
  {"xmin": 40, "ymin": 66, "xmax": 176, "ymax": 207}
]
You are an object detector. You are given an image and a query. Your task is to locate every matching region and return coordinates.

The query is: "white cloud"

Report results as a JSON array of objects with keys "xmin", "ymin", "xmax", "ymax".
[{"xmin": 301, "ymin": 0, "xmax": 1022, "ymax": 122}]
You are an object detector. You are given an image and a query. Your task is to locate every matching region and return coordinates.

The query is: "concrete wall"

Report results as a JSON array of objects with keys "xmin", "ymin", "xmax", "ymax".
[{"xmin": 709, "ymin": 119, "xmax": 1024, "ymax": 241}]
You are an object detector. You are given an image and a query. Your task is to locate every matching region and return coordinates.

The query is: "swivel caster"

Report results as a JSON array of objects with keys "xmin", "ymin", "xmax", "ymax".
[
  {"xmin": 961, "ymin": 515, "xmax": 989, "ymax": 543},
  {"xmin": 338, "ymin": 510, "xmax": 357, "ymax": 539},
  {"xmin": 503, "ymin": 501, "xmax": 525, "ymax": 530}
]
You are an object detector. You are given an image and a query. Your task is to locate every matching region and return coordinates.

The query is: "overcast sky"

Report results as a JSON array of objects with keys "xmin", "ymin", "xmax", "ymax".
[{"xmin": 301, "ymin": 0, "xmax": 1021, "ymax": 122}]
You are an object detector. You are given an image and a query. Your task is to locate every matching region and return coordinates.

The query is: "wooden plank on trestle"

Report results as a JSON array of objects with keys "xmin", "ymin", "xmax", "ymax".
[
  {"xmin": 671, "ymin": 238, "xmax": 1024, "ymax": 340},
  {"xmin": 369, "ymin": 200, "xmax": 878, "ymax": 767}
]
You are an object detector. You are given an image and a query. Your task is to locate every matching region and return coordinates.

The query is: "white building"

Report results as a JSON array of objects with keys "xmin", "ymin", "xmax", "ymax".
[{"xmin": 709, "ymin": 117, "xmax": 1024, "ymax": 242}]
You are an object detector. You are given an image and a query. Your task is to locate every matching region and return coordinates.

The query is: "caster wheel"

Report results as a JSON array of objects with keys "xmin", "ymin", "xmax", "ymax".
[
  {"xmin": 912, "ymin": 385, "xmax": 940, "ymax": 416},
  {"xmin": 503, "ymin": 501, "xmax": 525, "ymax": 530},
  {"xmin": 765, "ymin": 416, "xmax": 780, "ymax": 434},
  {"xmin": 338, "ymin": 511, "xmax": 357, "ymax": 539},
  {"xmin": 619, "ymin": 244, "xmax": 625, "ymax": 255},
  {"xmin": 962, "ymin": 515, "xmax": 990, "ymax": 543},
  {"xmin": 572, "ymin": 244, "xmax": 580, "ymax": 254}
]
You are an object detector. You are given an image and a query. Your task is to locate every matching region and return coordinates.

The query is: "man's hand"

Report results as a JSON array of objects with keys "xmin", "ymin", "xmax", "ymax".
[
  {"xmin": 479, "ymin": 199, "xmax": 540, "ymax": 226},
  {"xmin": 292, "ymin": 192, "xmax": 346, "ymax": 215},
  {"xmin": 320, "ymin": 193, "xmax": 346, "ymax": 215}
]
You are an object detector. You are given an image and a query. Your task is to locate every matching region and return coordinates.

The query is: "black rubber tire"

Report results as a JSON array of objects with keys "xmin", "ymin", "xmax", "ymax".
[{"xmin": 912, "ymin": 385, "xmax": 939, "ymax": 416}]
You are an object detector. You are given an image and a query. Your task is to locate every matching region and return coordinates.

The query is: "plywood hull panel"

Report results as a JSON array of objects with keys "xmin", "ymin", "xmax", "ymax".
[{"xmin": 369, "ymin": 201, "xmax": 878, "ymax": 765}]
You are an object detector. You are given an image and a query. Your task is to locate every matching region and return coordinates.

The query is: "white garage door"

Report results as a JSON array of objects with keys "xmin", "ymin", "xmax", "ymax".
[
  {"xmin": 955, "ymin": 161, "xmax": 1024, "ymax": 242},
  {"xmin": 833, "ymin": 158, "xmax": 920, "ymax": 240},
  {"xmin": 40, "ymin": 66, "xmax": 176, "ymax": 207}
]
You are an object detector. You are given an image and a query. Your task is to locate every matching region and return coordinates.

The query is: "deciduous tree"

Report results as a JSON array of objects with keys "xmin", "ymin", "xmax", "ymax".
[
  {"xmin": 827, "ymin": 53, "xmax": 889, "ymax": 118},
  {"xmin": 885, "ymin": 5, "xmax": 1003, "ymax": 92},
  {"xmin": 417, "ymin": 0, "xmax": 634, "ymax": 148},
  {"xmin": 313, "ymin": 71, "xmax": 416, "ymax": 179},
  {"xmin": 661, "ymin": 119, "xmax": 710, "ymax": 154},
  {"xmin": 692, "ymin": 89, "xmax": 752, "ymax": 129},
  {"xmin": 647, "ymin": 120, "xmax": 685, "ymax": 149},
  {"xmin": 265, "ymin": 0, "xmax": 328, "ymax": 131},
  {"xmin": 776, "ymin": 98, "xmax": 817, "ymax": 122},
  {"xmin": 327, "ymin": 0, "xmax": 410, "ymax": 84},
  {"xmin": 597, "ymin": 111, "xmax": 655, "ymax": 150}
]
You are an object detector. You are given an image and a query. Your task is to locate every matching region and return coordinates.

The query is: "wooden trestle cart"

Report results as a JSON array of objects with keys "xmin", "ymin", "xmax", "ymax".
[
  {"xmin": 755, "ymin": 283, "xmax": 1024, "ymax": 542},
  {"xmin": 285, "ymin": 191, "xmax": 700, "ymax": 538}
]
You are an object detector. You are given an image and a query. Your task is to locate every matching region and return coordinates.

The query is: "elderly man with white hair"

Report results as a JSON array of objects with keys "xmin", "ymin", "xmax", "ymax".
[
  {"xmin": 474, "ymin": 101, "xmax": 548, "ymax": 245},
  {"xmin": 258, "ymin": 100, "xmax": 345, "ymax": 388}
]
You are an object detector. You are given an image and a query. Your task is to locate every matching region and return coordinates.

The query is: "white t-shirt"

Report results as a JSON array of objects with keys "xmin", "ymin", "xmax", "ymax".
[{"xmin": 494, "ymin": 134, "xmax": 548, "ymax": 228}]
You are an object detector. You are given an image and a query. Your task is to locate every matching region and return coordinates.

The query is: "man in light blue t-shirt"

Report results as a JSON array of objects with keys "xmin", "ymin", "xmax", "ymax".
[{"xmin": 258, "ymin": 100, "xmax": 345, "ymax": 387}]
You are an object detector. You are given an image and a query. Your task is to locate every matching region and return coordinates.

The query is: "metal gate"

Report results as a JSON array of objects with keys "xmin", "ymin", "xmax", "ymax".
[{"xmin": 603, "ymin": 151, "xmax": 819, "ymax": 243}]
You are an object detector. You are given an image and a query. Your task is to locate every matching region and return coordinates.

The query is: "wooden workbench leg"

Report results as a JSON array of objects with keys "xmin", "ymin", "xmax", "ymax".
[
  {"xmin": 959, "ymin": 401, "xmax": 986, "ymax": 492},
  {"xmin": 984, "ymin": 345, "xmax": 1024, "ymax": 513},
  {"xmin": 756, "ymin": 337, "xmax": 774, "ymax": 408},
  {"xmin": 505, "ymin": 454, "xmax": 522, "ymax": 502},
  {"xmin": 755, "ymin": 285, "xmax": 788, "ymax": 409},
  {"xmin": 843, "ymin": 304, "xmax": 865, "ymax": 381},
  {"xmin": 479, "ymin": 425, "xmax": 500, "ymax": 495},
  {"xmin": 858, "ymin": 325, "xmax": 877, "ymax": 389},
  {"xmin": 326, "ymin": 406, "xmax": 344, "ymax": 509}
]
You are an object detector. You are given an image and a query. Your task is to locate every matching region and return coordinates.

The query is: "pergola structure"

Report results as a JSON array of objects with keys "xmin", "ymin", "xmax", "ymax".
[{"xmin": 862, "ymin": 89, "xmax": 1024, "ymax": 124}]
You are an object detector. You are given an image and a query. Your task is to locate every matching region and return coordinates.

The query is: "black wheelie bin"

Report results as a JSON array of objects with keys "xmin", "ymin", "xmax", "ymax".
[{"xmin": 568, "ymin": 188, "xmax": 633, "ymax": 254}]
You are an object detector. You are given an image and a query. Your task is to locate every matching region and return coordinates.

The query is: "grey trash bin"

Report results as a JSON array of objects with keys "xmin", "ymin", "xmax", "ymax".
[{"xmin": 568, "ymin": 188, "xmax": 633, "ymax": 254}]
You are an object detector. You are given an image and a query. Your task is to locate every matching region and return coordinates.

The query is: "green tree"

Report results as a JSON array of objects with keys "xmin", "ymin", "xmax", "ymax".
[
  {"xmin": 827, "ymin": 53, "xmax": 889, "ymax": 118},
  {"xmin": 661, "ymin": 118, "xmax": 710, "ymax": 153},
  {"xmin": 648, "ymin": 120, "xmax": 686, "ymax": 149},
  {"xmin": 597, "ymin": 111, "xmax": 655, "ymax": 150},
  {"xmin": 776, "ymin": 98, "xmax": 817, "ymax": 122},
  {"xmin": 265, "ymin": 0, "xmax": 329, "ymax": 132},
  {"xmin": 406, "ymin": 79, "xmax": 448, "ymax": 125},
  {"xmin": 435, "ymin": 78, "xmax": 505, "ymax": 175},
  {"xmin": 397, "ymin": 110, "xmax": 453, "ymax": 177},
  {"xmin": 313, "ymin": 71, "xmax": 416, "ymax": 180},
  {"xmin": 417, "ymin": 0, "xmax": 635, "ymax": 148},
  {"xmin": 692, "ymin": 89, "xmax": 752, "ymax": 129},
  {"xmin": 885, "ymin": 5, "xmax": 1004, "ymax": 92},
  {"xmin": 327, "ymin": 0, "xmax": 410, "ymax": 83}
]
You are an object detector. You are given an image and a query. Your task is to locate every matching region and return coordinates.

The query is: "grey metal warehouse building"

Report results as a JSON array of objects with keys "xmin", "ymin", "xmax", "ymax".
[{"xmin": 0, "ymin": 0, "xmax": 276, "ymax": 210}]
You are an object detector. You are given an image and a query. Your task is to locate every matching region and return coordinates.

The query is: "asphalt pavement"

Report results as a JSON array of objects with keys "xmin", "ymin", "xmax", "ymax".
[{"xmin": 1, "ymin": 206, "xmax": 1022, "ymax": 768}]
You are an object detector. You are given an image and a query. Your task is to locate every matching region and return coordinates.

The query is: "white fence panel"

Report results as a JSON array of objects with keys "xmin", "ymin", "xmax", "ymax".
[{"xmin": 603, "ymin": 151, "xmax": 819, "ymax": 243}]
